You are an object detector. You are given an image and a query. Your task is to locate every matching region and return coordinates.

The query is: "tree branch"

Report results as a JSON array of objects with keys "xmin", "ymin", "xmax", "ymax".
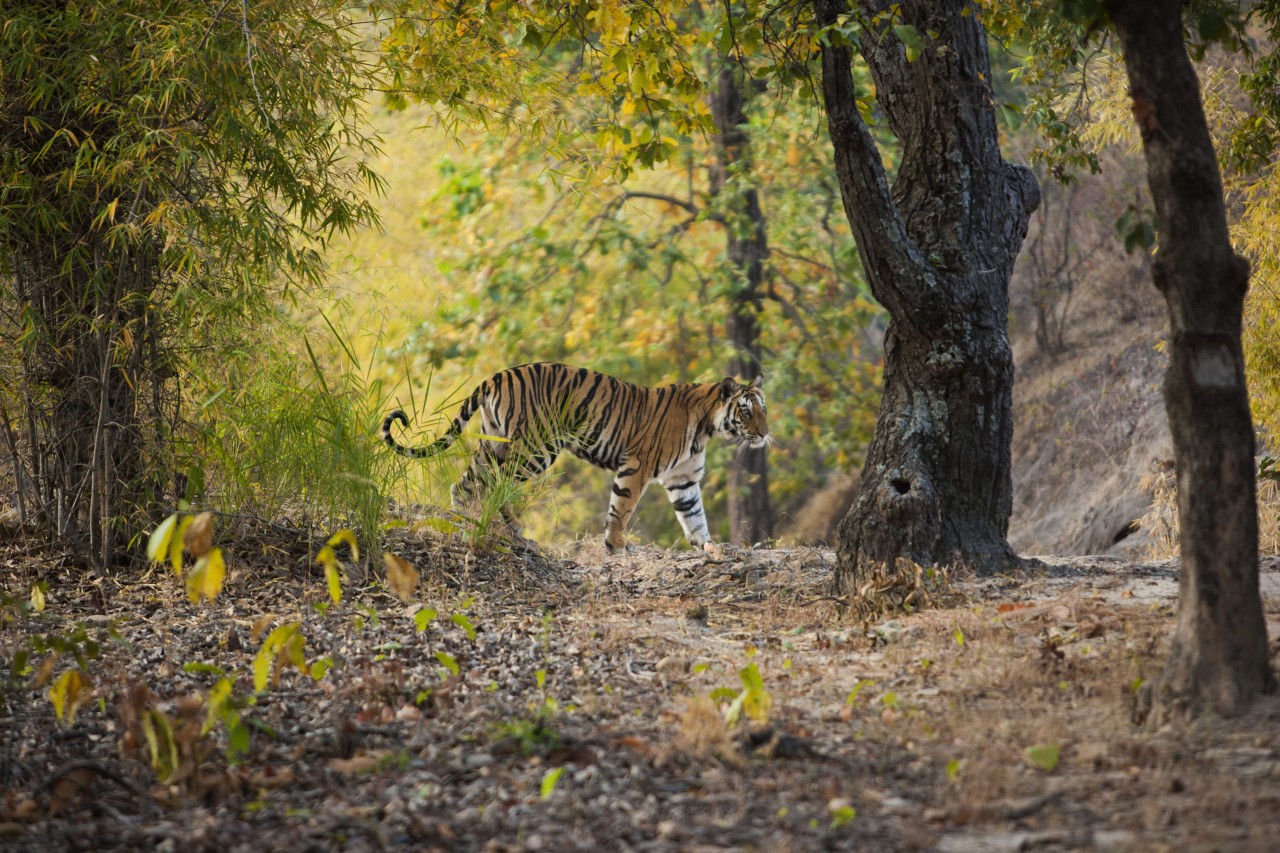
[{"xmin": 813, "ymin": 0, "xmax": 933, "ymax": 326}]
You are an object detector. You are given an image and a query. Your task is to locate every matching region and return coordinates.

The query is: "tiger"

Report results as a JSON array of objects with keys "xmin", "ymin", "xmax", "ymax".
[{"xmin": 380, "ymin": 362, "xmax": 770, "ymax": 553}]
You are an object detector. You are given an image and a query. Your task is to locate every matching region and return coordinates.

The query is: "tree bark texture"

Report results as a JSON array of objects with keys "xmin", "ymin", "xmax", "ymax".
[
  {"xmin": 1106, "ymin": 0, "xmax": 1272, "ymax": 720},
  {"xmin": 814, "ymin": 0, "xmax": 1040, "ymax": 585},
  {"xmin": 710, "ymin": 64, "xmax": 773, "ymax": 546}
]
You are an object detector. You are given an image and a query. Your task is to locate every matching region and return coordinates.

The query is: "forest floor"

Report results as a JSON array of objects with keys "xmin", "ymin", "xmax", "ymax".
[{"xmin": 3, "ymin": 531, "xmax": 1280, "ymax": 852}]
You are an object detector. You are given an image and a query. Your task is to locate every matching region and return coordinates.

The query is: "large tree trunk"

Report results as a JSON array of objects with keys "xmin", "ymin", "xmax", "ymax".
[
  {"xmin": 814, "ymin": 0, "xmax": 1039, "ymax": 587},
  {"xmin": 1106, "ymin": 0, "xmax": 1273, "ymax": 721},
  {"xmin": 709, "ymin": 64, "xmax": 773, "ymax": 546}
]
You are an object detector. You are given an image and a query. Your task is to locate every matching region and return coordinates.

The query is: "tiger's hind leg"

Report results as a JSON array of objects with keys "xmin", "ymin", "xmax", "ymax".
[
  {"xmin": 604, "ymin": 466, "xmax": 648, "ymax": 554},
  {"xmin": 454, "ymin": 438, "xmax": 559, "ymax": 538}
]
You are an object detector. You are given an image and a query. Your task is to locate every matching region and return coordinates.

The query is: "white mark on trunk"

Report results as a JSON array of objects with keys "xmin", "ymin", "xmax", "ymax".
[{"xmin": 1190, "ymin": 342, "xmax": 1238, "ymax": 389}]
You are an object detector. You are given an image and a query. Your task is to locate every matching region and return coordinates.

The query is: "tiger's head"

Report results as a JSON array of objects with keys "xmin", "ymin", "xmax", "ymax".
[{"xmin": 716, "ymin": 375, "xmax": 770, "ymax": 448}]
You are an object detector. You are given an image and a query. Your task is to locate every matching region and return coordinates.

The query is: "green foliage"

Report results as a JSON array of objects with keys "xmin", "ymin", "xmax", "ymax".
[
  {"xmin": 147, "ymin": 511, "xmax": 226, "ymax": 603},
  {"xmin": 1025, "ymin": 741, "xmax": 1062, "ymax": 772},
  {"xmin": 540, "ymin": 766, "xmax": 567, "ymax": 799},
  {"xmin": 712, "ymin": 659, "xmax": 773, "ymax": 726},
  {"xmin": 186, "ymin": 318, "xmax": 442, "ymax": 552},
  {"xmin": 316, "ymin": 530, "xmax": 360, "ymax": 603},
  {"xmin": 987, "ymin": 2, "xmax": 1280, "ymax": 461},
  {"xmin": 254, "ymin": 623, "xmax": 309, "ymax": 692}
]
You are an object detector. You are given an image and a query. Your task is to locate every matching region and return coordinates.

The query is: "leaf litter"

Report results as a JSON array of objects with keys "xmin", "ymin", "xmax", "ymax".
[{"xmin": 2, "ymin": 532, "xmax": 1280, "ymax": 851}]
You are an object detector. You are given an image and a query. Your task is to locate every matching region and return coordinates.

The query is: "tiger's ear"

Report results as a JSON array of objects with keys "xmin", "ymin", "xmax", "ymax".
[
  {"xmin": 719, "ymin": 377, "xmax": 738, "ymax": 400},
  {"xmin": 749, "ymin": 375, "xmax": 763, "ymax": 389}
]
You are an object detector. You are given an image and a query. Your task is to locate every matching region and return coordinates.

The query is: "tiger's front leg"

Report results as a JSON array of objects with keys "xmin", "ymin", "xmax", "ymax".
[
  {"xmin": 660, "ymin": 470, "xmax": 712, "ymax": 550},
  {"xmin": 603, "ymin": 467, "xmax": 648, "ymax": 554}
]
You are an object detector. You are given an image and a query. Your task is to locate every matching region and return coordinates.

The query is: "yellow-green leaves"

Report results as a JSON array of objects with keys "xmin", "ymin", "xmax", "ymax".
[
  {"xmin": 317, "ymin": 530, "xmax": 359, "ymax": 604},
  {"xmin": 1026, "ymin": 742, "xmax": 1062, "ymax": 772},
  {"xmin": 49, "ymin": 669, "xmax": 92, "ymax": 725},
  {"xmin": 146, "ymin": 512, "xmax": 189, "ymax": 575},
  {"xmin": 147, "ymin": 511, "xmax": 227, "ymax": 603},
  {"xmin": 142, "ymin": 708, "xmax": 180, "ymax": 781},
  {"xmin": 145, "ymin": 512, "xmax": 176, "ymax": 563},
  {"xmin": 186, "ymin": 548, "xmax": 226, "ymax": 604},
  {"xmin": 722, "ymin": 661, "xmax": 772, "ymax": 725},
  {"xmin": 892, "ymin": 24, "xmax": 926, "ymax": 62},
  {"xmin": 540, "ymin": 766, "xmax": 566, "ymax": 799},
  {"xmin": 253, "ymin": 623, "xmax": 308, "ymax": 692}
]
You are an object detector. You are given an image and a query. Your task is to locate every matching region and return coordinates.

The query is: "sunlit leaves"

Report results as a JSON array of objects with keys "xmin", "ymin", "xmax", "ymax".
[
  {"xmin": 451, "ymin": 612, "xmax": 478, "ymax": 642},
  {"xmin": 435, "ymin": 650, "xmax": 461, "ymax": 676},
  {"xmin": 540, "ymin": 766, "xmax": 566, "ymax": 799},
  {"xmin": 186, "ymin": 548, "xmax": 226, "ymax": 604},
  {"xmin": 147, "ymin": 514, "xmax": 179, "ymax": 564},
  {"xmin": 413, "ymin": 607, "xmax": 439, "ymax": 632},
  {"xmin": 721, "ymin": 661, "xmax": 772, "ymax": 725}
]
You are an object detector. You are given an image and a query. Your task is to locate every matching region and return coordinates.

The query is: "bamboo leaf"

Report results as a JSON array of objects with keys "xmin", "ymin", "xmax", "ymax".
[
  {"xmin": 325, "ymin": 529, "xmax": 359, "ymax": 562},
  {"xmin": 146, "ymin": 514, "xmax": 179, "ymax": 563}
]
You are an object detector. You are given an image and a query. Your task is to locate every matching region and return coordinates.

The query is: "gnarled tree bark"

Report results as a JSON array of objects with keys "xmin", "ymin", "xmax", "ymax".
[
  {"xmin": 814, "ymin": 0, "xmax": 1040, "ymax": 587},
  {"xmin": 1105, "ymin": 0, "xmax": 1273, "ymax": 721}
]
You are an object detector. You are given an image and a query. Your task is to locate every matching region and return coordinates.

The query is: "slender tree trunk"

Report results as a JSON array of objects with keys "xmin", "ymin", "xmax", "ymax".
[
  {"xmin": 709, "ymin": 64, "xmax": 773, "ymax": 546},
  {"xmin": 814, "ymin": 0, "xmax": 1039, "ymax": 586},
  {"xmin": 1106, "ymin": 0, "xmax": 1273, "ymax": 721}
]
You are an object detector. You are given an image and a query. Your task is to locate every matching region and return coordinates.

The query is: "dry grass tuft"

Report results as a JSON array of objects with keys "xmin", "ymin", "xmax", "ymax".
[
  {"xmin": 1140, "ymin": 462, "xmax": 1280, "ymax": 557},
  {"xmin": 848, "ymin": 558, "xmax": 960, "ymax": 622},
  {"xmin": 666, "ymin": 696, "xmax": 745, "ymax": 767}
]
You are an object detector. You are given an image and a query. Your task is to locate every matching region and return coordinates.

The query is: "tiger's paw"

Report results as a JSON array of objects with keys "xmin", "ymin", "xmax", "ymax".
[{"xmin": 701, "ymin": 541, "xmax": 722, "ymax": 558}]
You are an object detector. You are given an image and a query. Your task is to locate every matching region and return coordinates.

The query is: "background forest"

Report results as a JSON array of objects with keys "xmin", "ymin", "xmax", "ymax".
[{"xmin": 4, "ymin": 0, "xmax": 1278, "ymax": 561}]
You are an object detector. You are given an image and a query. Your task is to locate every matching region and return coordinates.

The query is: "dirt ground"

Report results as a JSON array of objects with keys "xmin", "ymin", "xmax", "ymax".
[{"xmin": 3, "ymin": 531, "xmax": 1280, "ymax": 852}]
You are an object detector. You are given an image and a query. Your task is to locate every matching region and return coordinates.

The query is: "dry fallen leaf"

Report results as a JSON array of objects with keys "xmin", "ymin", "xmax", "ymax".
[
  {"xmin": 48, "ymin": 766, "xmax": 97, "ymax": 817},
  {"xmin": 997, "ymin": 601, "xmax": 1035, "ymax": 613},
  {"xmin": 10, "ymin": 798, "xmax": 40, "ymax": 822},
  {"xmin": 383, "ymin": 552, "xmax": 420, "ymax": 602},
  {"xmin": 250, "ymin": 613, "xmax": 277, "ymax": 643},
  {"xmin": 327, "ymin": 751, "xmax": 387, "ymax": 775},
  {"xmin": 184, "ymin": 511, "xmax": 215, "ymax": 558}
]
